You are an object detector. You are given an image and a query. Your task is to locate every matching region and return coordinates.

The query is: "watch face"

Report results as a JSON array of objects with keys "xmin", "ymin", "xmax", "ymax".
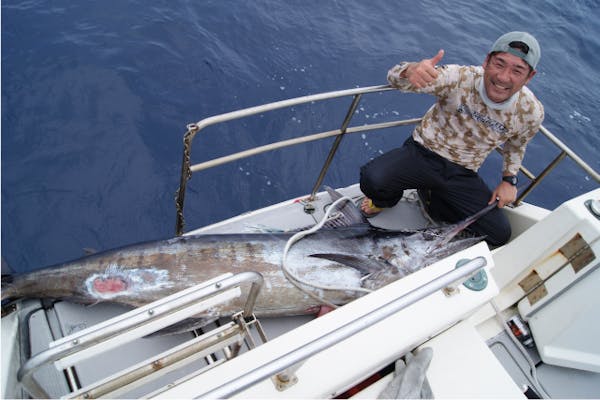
[{"xmin": 503, "ymin": 176, "xmax": 517, "ymax": 185}]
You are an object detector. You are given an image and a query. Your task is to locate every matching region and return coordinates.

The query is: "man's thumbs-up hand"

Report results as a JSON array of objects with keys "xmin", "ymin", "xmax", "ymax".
[{"xmin": 402, "ymin": 49, "xmax": 445, "ymax": 88}]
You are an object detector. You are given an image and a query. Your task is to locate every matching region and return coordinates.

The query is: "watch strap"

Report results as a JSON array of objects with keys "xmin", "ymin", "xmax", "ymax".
[{"xmin": 502, "ymin": 175, "xmax": 518, "ymax": 186}]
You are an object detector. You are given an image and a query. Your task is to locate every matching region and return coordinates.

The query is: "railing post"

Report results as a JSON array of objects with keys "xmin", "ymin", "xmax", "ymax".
[
  {"xmin": 309, "ymin": 94, "xmax": 363, "ymax": 200},
  {"xmin": 516, "ymin": 150, "xmax": 567, "ymax": 205}
]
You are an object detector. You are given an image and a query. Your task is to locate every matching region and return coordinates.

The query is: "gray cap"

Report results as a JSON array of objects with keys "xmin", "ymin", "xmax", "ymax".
[{"xmin": 490, "ymin": 31, "xmax": 541, "ymax": 69}]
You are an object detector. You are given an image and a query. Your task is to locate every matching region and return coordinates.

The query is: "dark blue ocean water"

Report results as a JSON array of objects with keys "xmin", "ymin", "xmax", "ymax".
[{"xmin": 2, "ymin": 0, "xmax": 599, "ymax": 273}]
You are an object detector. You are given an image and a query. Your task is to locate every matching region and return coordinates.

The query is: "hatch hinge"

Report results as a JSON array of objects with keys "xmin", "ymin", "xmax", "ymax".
[
  {"xmin": 559, "ymin": 232, "xmax": 596, "ymax": 273},
  {"xmin": 518, "ymin": 270, "xmax": 548, "ymax": 306}
]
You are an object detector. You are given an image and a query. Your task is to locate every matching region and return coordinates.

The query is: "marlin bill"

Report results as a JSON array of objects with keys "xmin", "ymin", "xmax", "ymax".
[{"xmin": 1, "ymin": 189, "xmax": 491, "ymax": 322}]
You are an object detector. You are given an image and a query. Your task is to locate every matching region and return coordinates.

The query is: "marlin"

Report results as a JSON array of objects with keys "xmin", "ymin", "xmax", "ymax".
[{"xmin": 1, "ymin": 188, "xmax": 494, "ymax": 325}]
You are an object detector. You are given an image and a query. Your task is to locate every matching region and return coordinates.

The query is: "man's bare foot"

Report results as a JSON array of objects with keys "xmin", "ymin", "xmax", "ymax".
[{"xmin": 360, "ymin": 197, "xmax": 383, "ymax": 217}]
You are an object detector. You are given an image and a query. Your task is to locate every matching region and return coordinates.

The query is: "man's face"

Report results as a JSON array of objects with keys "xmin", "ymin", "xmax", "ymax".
[{"xmin": 482, "ymin": 52, "xmax": 536, "ymax": 103}]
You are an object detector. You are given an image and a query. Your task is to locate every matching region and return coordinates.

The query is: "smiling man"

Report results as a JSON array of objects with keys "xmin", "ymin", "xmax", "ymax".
[{"xmin": 359, "ymin": 32, "xmax": 544, "ymax": 246}]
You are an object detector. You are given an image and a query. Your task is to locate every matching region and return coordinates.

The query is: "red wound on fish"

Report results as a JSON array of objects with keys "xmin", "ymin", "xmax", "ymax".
[{"xmin": 92, "ymin": 277, "xmax": 128, "ymax": 293}]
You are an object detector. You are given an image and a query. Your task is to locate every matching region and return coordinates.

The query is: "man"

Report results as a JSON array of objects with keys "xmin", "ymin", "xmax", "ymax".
[{"xmin": 359, "ymin": 31, "xmax": 544, "ymax": 246}]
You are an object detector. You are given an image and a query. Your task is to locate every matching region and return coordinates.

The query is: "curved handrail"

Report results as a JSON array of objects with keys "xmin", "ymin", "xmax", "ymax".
[
  {"xmin": 186, "ymin": 85, "xmax": 393, "ymax": 140},
  {"xmin": 188, "ymin": 118, "xmax": 422, "ymax": 174},
  {"xmin": 174, "ymin": 85, "xmax": 600, "ymax": 235},
  {"xmin": 539, "ymin": 125, "xmax": 599, "ymax": 181},
  {"xmin": 175, "ymin": 85, "xmax": 395, "ymax": 235}
]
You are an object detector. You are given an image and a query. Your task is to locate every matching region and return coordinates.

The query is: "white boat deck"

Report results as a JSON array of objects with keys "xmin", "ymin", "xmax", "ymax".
[{"xmin": 4, "ymin": 187, "xmax": 598, "ymax": 399}]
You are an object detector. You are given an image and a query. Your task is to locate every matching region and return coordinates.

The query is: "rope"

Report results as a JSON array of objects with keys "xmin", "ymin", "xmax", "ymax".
[
  {"xmin": 281, "ymin": 196, "xmax": 373, "ymax": 309},
  {"xmin": 175, "ymin": 125, "xmax": 198, "ymax": 235}
]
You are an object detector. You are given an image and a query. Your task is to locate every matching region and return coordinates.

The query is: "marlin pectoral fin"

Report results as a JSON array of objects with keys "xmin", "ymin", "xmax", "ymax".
[{"xmin": 309, "ymin": 253, "xmax": 389, "ymax": 275}]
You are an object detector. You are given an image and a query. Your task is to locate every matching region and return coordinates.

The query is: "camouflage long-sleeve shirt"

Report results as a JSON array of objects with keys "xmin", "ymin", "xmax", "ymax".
[{"xmin": 387, "ymin": 63, "xmax": 544, "ymax": 175}]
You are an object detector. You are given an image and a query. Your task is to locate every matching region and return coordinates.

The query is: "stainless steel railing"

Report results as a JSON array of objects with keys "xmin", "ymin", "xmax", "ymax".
[
  {"xmin": 174, "ymin": 85, "xmax": 600, "ymax": 235},
  {"xmin": 18, "ymin": 271, "xmax": 264, "ymax": 399},
  {"xmin": 193, "ymin": 256, "xmax": 488, "ymax": 398}
]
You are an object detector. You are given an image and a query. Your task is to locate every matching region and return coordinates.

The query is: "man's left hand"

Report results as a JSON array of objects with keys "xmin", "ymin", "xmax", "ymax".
[{"xmin": 490, "ymin": 182, "xmax": 517, "ymax": 208}]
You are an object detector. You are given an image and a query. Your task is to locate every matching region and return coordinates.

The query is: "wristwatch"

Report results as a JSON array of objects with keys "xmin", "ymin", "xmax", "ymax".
[{"xmin": 502, "ymin": 175, "xmax": 518, "ymax": 186}]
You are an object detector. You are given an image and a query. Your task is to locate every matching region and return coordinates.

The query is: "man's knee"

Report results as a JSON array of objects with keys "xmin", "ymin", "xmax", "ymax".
[
  {"xmin": 359, "ymin": 162, "xmax": 405, "ymax": 208},
  {"xmin": 481, "ymin": 215, "xmax": 512, "ymax": 247},
  {"xmin": 359, "ymin": 163, "xmax": 387, "ymax": 194},
  {"xmin": 486, "ymin": 224, "xmax": 511, "ymax": 247},
  {"xmin": 467, "ymin": 209, "xmax": 512, "ymax": 247}
]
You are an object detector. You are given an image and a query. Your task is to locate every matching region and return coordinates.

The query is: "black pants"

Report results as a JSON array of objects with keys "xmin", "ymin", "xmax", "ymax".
[{"xmin": 359, "ymin": 136, "xmax": 511, "ymax": 246}]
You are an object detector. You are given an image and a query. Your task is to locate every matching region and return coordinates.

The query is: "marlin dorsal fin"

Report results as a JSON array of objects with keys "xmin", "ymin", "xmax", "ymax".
[{"xmin": 324, "ymin": 186, "xmax": 368, "ymax": 226}]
